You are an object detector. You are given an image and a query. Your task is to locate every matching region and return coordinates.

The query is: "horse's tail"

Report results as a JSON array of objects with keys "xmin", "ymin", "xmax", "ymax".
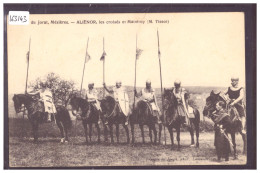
[{"xmin": 56, "ymin": 106, "xmax": 72, "ymax": 130}]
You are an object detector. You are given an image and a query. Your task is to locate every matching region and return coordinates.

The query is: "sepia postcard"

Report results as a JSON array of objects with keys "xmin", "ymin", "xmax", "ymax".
[{"xmin": 4, "ymin": 4, "xmax": 256, "ymax": 169}]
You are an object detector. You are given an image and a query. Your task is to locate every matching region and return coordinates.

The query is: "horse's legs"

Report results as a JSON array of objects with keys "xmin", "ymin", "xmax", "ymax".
[
  {"xmin": 109, "ymin": 125, "xmax": 114, "ymax": 143},
  {"xmin": 149, "ymin": 126, "xmax": 153, "ymax": 143},
  {"xmin": 95, "ymin": 123, "xmax": 101, "ymax": 143},
  {"xmin": 152, "ymin": 124, "xmax": 157, "ymax": 144},
  {"xmin": 158, "ymin": 124, "xmax": 162, "ymax": 144},
  {"xmin": 103, "ymin": 124, "xmax": 108, "ymax": 142},
  {"xmin": 82, "ymin": 122, "xmax": 88, "ymax": 144},
  {"xmin": 89, "ymin": 123, "xmax": 92, "ymax": 143},
  {"xmin": 32, "ymin": 120, "xmax": 39, "ymax": 142},
  {"xmin": 231, "ymin": 133, "xmax": 237, "ymax": 159},
  {"xmin": 64, "ymin": 127, "xmax": 69, "ymax": 142},
  {"xmin": 240, "ymin": 132, "xmax": 247, "ymax": 154},
  {"xmin": 123, "ymin": 124, "xmax": 130, "ymax": 144},
  {"xmin": 189, "ymin": 122, "xmax": 195, "ymax": 146},
  {"xmin": 139, "ymin": 124, "xmax": 145, "ymax": 144},
  {"xmin": 57, "ymin": 121, "xmax": 65, "ymax": 143},
  {"xmin": 195, "ymin": 122, "xmax": 200, "ymax": 148},
  {"xmin": 168, "ymin": 127, "xmax": 174, "ymax": 150},
  {"xmin": 116, "ymin": 124, "xmax": 119, "ymax": 143},
  {"xmin": 176, "ymin": 125, "xmax": 181, "ymax": 151},
  {"xmin": 130, "ymin": 123, "xmax": 135, "ymax": 144}
]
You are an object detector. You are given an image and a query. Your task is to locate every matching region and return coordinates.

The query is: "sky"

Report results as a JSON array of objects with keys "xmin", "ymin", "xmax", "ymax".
[{"xmin": 7, "ymin": 12, "xmax": 245, "ymax": 94}]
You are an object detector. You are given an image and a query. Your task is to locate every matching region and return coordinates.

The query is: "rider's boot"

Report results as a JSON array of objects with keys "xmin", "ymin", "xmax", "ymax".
[{"xmin": 125, "ymin": 116, "xmax": 129, "ymax": 125}]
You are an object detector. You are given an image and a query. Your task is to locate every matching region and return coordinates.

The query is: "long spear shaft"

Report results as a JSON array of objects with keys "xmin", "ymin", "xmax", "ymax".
[
  {"xmin": 157, "ymin": 29, "xmax": 166, "ymax": 145},
  {"xmin": 75, "ymin": 37, "xmax": 89, "ymax": 138},
  {"xmin": 22, "ymin": 37, "xmax": 31, "ymax": 138},
  {"xmin": 80, "ymin": 37, "xmax": 89, "ymax": 96},
  {"xmin": 133, "ymin": 34, "xmax": 137, "ymax": 109},
  {"xmin": 103, "ymin": 37, "xmax": 105, "ymax": 98},
  {"xmin": 25, "ymin": 37, "xmax": 31, "ymax": 93}
]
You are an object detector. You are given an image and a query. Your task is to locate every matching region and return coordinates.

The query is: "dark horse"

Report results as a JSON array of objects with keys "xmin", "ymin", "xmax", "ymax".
[
  {"xmin": 203, "ymin": 90, "xmax": 247, "ymax": 158},
  {"xmin": 100, "ymin": 96, "xmax": 130, "ymax": 143},
  {"xmin": 130, "ymin": 100, "xmax": 163, "ymax": 144},
  {"xmin": 163, "ymin": 89, "xmax": 200, "ymax": 150},
  {"xmin": 12, "ymin": 94, "xmax": 72, "ymax": 142},
  {"xmin": 70, "ymin": 96, "xmax": 104, "ymax": 144}
]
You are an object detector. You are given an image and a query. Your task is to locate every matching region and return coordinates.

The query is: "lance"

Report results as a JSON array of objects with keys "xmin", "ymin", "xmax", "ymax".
[
  {"xmin": 157, "ymin": 29, "xmax": 166, "ymax": 145},
  {"xmin": 133, "ymin": 34, "xmax": 137, "ymax": 109},
  {"xmin": 22, "ymin": 37, "xmax": 31, "ymax": 138},
  {"xmin": 79, "ymin": 37, "xmax": 89, "ymax": 97},
  {"xmin": 75, "ymin": 37, "xmax": 89, "ymax": 138},
  {"xmin": 25, "ymin": 37, "xmax": 31, "ymax": 93},
  {"xmin": 102, "ymin": 37, "xmax": 106, "ymax": 98}
]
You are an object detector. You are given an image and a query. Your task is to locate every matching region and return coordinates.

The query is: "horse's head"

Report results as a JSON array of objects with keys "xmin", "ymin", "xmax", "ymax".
[
  {"xmin": 69, "ymin": 96, "xmax": 88, "ymax": 116},
  {"xmin": 203, "ymin": 90, "xmax": 226, "ymax": 118},
  {"xmin": 163, "ymin": 88, "xmax": 177, "ymax": 110},
  {"xmin": 13, "ymin": 94, "xmax": 22, "ymax": 113},
  {"xmin": 163, "ymin": 88, "xmax": 173, "ymax": 101},
  {"xmin": 100, "ymin": 96, "xmax": 115, "ymax": 114}
]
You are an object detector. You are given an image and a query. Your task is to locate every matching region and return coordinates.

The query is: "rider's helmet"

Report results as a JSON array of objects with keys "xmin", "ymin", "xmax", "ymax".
[
  {"xmin": 88, "ymin": 82, "xmax": 94, "ymax": 89},
  {"xmin": 116, "ymin": 80, "xmax": 122, "ymax": 88},
  {"xmin": 174, "ymin": 79, "xmax": 181, "ymax": 88},
  {"xmin": 146, "ymin": 79, "xmax": 151, "ymax": 88}
]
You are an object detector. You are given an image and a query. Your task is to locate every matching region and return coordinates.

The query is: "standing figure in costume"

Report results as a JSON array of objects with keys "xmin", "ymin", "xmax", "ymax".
[
  {"xmin": 212, "ymin": 101, "xmax": 232, "ymax": 161},
  {"xmin": 224, "ymin": 76, "xmax": 246, "ymax": 134},
  {"xmin": 86, "ymin": 82, "xmax": 102, "ymax": 124},
  {"xmin": 103, "ymin": 80, "xmax": 130, "ymax": 125},
  {"xmin": 134, "ymin": 79, "xmax": 162, "ymax": 124}
]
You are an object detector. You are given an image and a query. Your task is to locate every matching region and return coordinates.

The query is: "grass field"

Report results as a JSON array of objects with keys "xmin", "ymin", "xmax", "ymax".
[
  {"xmin": 8, "ymin": 86, "xmax": 247, "ymax": 167},
  {"xmin": 8, "ymin": 118, "xmax": 247, "ymax": 167}
]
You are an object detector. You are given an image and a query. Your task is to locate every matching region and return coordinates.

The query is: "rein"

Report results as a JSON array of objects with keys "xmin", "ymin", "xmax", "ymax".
[
  {"xmin": 163, "ymin": 98, "xmax": 176, "ymax": 126},
  {"xmin": 106, "ymin": 102, "xmax": 117, "ymax": 118}
]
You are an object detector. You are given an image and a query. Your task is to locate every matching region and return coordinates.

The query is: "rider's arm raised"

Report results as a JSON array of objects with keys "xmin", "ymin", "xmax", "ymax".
[{"xmin": 103, "ymin": 83, "xmax": 113, "ymax": 94}]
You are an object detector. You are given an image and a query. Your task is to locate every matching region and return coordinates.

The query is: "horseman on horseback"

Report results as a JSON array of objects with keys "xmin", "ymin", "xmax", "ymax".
[
  {"xmin": 224, "ymin": 76, "xmax": 246, "ymax": 134},
  {"xmin": 86, "ymin": 82, "xmax": 102, "ymax": 124},
  {"xmin": 134, "ymin": 79, "xmax": 162, "ymax": 124},
  {"xmin": 172, "ymin": 79, "xmax": 189, "ymax": 126},
  {"xmin": 103, "ymin": 80, "xmax": 130, "ymax": 125},
  {"xmin": 27, "ymin": 82, "xmax": 56, "ymax": 122}
]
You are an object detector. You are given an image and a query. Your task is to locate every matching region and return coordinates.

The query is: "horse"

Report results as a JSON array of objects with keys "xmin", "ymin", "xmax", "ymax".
[
  {"xmin": 163, "ymin": 88, "xmax": 200, "ymax": 150},
  {"xmin": 203, "ymin": 90, "xmax": 247, "ymax": 158},
  {"xmin": 70, "ymin": 96, "xmax": 105, "ymax": 144},
  {"xmin": 130, "ymin": 100, "xmax": 163, "ymax": 144},
  {"xmin": 99, "ymin": 96, "xmax": 130, "ymax": 144},
  {"xmin": 12, "ymin": 94, "xmax": 72, "ymax": 143}
]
